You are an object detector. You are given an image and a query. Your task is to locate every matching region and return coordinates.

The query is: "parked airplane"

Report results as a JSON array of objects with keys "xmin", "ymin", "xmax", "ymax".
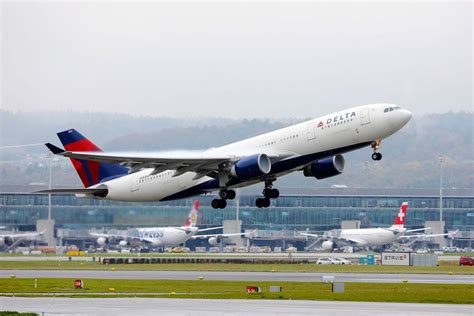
[
  {"xmin": 0, "ymin": 230, "xmax": 45, "ymax": 248},
  {"xmin": 40, "ymin": 103, "xmax": 411, "ymax": 209},
  {"xmin": 302, "ymin": 202, "xmax": 452, "ymax": 250},
  {"xmin": 91, "ymin": 200, "xmax": 249, "ymax": 248}
]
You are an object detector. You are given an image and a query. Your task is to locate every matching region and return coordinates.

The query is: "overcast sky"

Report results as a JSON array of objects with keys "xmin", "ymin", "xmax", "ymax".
[{"xmin": 1, "ymin": 1, "xmax": 472, "ymax": 119}]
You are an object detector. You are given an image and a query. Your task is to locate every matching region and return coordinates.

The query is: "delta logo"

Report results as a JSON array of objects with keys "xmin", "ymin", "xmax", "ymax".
[{"xmin": 317, "ymin": 121, "xmax": 324, "ymax": 128}]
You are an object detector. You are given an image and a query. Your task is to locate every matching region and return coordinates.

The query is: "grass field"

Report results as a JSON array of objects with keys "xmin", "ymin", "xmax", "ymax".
[
  {"xmin": 1, "ymin": 260, "xmax": 473, "ymax": 274},
  {"xmin": 1, "ymin": 278, "xmax": 472, "ymax": 304}
]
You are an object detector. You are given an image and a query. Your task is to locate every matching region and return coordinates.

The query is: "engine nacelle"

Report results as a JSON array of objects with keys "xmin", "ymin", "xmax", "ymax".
[
  {"xmin": 208, "ymin": 236, "xmax": 220, "ymax": 246},
  {"xmin": 118, "ymin": 240, "xmax": 128, "ymax": 247},
  {"xmin": 322, "ymin": 241, "xmax": 335, "ymax": 251},
  {"xmin": 230, "ymin": 154, "xmax": 271, "ymax": 181},
  {"xmin": 303, "ymin": 155, "xmax": 345, "ymax": 179},
  {"xmin": 0, "ymin": 237, "xmax": 4, "ymax": 247},
  {"xmin": 96, "ymin": 237, "xmax": 107, "ymax": 246}
]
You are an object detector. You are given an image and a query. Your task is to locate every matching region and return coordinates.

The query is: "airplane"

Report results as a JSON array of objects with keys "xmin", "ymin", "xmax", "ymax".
[
  {"xmin": 301, "ymin": 202, "xmax": 453, "ymax": 251},
  {"xmin": 0, "ymin": 230, "xmax": 45, "ymax": 249},
  {"xmin": 39, "ymin": 103, "xmax": 411, "ymax": 209},
  {"xmin": 91, "ymin": 200, "xmax": 249, "ymax": 248}
]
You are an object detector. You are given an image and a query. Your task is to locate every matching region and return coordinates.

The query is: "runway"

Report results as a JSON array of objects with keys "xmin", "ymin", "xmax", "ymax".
[
  {"xmin": 2, "ymin": 297, "xmax": 472, "ymax": 315},
  {"xmin": 2, "ymin": 270, "xmax": 472, "ymax": 284}
]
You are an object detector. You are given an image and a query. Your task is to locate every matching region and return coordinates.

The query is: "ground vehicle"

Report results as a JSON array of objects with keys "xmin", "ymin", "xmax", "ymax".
[
  {"xmin": 316, "ymin": 257, "xmax": 339, "ymax": 265},
  {"xmin": 459, "ymin": 257, "xmax": 474, "ymax": 266},
  {"xmin": 333, "ymin": 258, "xmax": 352, "ymax": 265}
]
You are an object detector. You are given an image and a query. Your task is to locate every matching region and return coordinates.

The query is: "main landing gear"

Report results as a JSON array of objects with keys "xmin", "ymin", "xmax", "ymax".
[
  {"xmin": 211, "ymin": 189, "xmax": 236, "ymax": 209},
  {"xmin": 256, "ymin": 180, "xmax": 279, "ymax": 208},
  {"xmin": 371, "ymin": 139, "xmax": 382, "ymax": 161}
]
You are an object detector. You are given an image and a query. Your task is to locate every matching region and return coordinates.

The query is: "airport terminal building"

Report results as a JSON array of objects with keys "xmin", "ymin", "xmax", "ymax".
[{"xmin": 1, "ymin": 187, "xmax": 473, "ymax": 249}]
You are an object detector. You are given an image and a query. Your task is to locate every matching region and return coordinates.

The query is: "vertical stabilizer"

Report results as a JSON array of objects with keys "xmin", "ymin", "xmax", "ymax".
[
  {"xmin": 183, "ymin": 200, "xmax": 200, "ymax": 227},
  {"xmin": 391, "ymin": 202, "xmax": 408, "ymax": 228},
  {"xmin": 56, "ymin": 129, "xmax": 128, "ymax": 187}
]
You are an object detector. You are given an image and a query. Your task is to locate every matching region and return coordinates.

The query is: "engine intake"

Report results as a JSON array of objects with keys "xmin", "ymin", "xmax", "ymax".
[
  {"xmin": 230, "ymin": 154, "xmax": 271, "ymax": 181},
  {"xmin": 303, "ymin": 154, "xmax": 345, "ymax": 179}
]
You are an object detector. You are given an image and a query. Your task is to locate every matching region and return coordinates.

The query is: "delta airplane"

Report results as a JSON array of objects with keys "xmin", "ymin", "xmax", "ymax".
[
  {"xmin": 91, "ymin": 201, "xmax": 249, "ymax": 248},
  {"xmin": 302, "ymin": 202, "xmax": 452, "ymax": 251},
  {"xmin": 41, "ymin": 103, "xmax": 411, "ymax": 209}
]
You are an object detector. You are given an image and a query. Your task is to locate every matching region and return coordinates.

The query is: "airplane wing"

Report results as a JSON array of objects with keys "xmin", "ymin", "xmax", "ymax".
[
  {"xmin": 89, "ymin": 232, "xmax": 128, "ymax": 239},
  {"xmin": 399, "ymin": 233, "xmax": 452, "ymax": 239},
  {"xmin": 192, "ymin": 230, "xmax": 256, "ymax": 239},
  {"xmin": 196, "ymin": 226, "xmax": 224, "ymax": 233},
  {"xmin": 299, "ymin": 232, "xmax": 319, "ymax": 238},
  {"xmin": 45, "ymin": 143, "xmax": 292, "ymax": 180},
  {"xmin": 0, "ymin": 230, "xmax": 45, "ymax": 239},
  {"xmin": 405, "ymin": 228, "xmax": 431, "ymax": 233}
]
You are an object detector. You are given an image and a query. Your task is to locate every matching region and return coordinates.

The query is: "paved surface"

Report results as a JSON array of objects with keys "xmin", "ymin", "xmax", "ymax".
[
  {"xmin": 0, "ymin": 254, "xmax": 462, "ymax": 261},
  {"xmin": 1, "ymin": 297, "xmax": 472, "ymax": 315},
  {"xmin": 2, "ymin": 270, "xmax": 472, "ymax": 284}
]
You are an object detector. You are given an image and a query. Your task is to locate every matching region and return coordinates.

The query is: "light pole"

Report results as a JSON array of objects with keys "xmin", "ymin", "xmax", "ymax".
[
  {"xmin": 48, "ymin": 152, "xmax": 53, "ymax": 221},
  {"xmin": 438, "ymin": 156, "xmax": 445, "ymax": 223}
]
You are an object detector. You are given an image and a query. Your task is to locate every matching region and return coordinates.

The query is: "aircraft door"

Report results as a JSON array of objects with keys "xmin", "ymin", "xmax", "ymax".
[
  {"xmin": 306, "ymin": 122, "xmax": 316, "ymax": 141},
  {"xmin": 130, "ymin": 175, "xmax": 139, "ymax": 192},
  {"xmin": 360, "ymin": 108, "xmax": 371, "ymax": 125}
]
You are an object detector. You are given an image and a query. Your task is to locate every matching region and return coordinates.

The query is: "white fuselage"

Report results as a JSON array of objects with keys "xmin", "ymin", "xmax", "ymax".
[
  {"xmin": 132, "ymin": 227, "xmax": 199, "ymax": 247},
  {"xmin": 92, "ymin": 103, "xmax": 411, "ymax": 202},
  {"xmin": 337, "ymin": 227, "xmax": 407, "ymax": 247}
]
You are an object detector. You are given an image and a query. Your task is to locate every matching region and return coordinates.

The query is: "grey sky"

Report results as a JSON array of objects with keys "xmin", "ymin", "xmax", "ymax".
[{"xmin": 1, "ymin": 1, "xmax": 472, "ymax": 119}]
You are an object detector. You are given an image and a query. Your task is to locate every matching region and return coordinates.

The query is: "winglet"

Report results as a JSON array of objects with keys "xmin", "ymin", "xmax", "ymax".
[{"xmin": 45, "ymin": 143, "xmax": 65, "ymax": 155}]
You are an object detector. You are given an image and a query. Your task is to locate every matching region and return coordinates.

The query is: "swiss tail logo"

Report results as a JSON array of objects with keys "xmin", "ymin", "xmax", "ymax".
[
  {"xmin": 184, "ymin": 200, "xmax": 200, "ymax": 227},
  {"xmin": 392, "ymin": 202, "xmax": 408, "ymax": 227},
  {"xmin": 57, "ymin": 129, "xmax": 128, "ymax": 188}
]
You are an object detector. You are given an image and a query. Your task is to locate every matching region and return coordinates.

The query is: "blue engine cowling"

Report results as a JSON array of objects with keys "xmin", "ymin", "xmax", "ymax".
[
  {"xmin": 303, "ymin": 154, "xmax": 345, "ymax": 179},
  {"xmin": 230, "ymin": 153, "xmax": 272, "ymax": 181}
]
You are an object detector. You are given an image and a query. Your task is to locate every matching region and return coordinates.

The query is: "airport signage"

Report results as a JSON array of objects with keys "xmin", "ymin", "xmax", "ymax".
[{"xmin": 381, "ymin": 252, "xmax": 411, "ymax": 266}]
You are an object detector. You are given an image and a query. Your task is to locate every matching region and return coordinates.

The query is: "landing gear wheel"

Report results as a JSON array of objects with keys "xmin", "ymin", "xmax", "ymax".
[
  {"xmin": 219, "ymin": 189, "xmax": 236, "ymax": 200},
  {"xmin": 371, "ymin": 152, "xmax": 382, "ymax": 161},
  {"xmin": 256, "ymin": 197, "xmax": 271, "ymax": 208},
  {"xmin": 212, "ymin": 199, "xmax": 227, "ymax": 209},
  {"xmin": 211, "ymin": 199, "xmax": 220, "ymax": 209},
  {"xmin": 226, "ymin": 190, "xmax": 236, "ymax": 200},
  {"xmin": 271, "ymin": 188, "xmax": 279, "ymax": 199},
  {"xmin": 218, "ymin": 199, "xmax": 227, "ymax": 209},
  {"xmin": 263, "ymin": 188, "xmax": 279, "ymax": 199}
]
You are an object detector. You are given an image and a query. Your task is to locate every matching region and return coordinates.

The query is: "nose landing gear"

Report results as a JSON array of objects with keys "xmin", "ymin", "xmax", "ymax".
[
  {"xmin": 211, "ymin": 189, "xmax": 236, "ymax": 209},
  {"xmin": 371, "ymin": 140, "xmax": 382, "ymax": 161}
]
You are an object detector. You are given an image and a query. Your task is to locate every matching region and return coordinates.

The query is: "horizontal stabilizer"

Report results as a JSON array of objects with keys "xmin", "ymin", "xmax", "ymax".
[
  {"xmin": 35, "ymin": 188, "xmax": 108, "ymax": 197},
  {"xmin": 45, "ymin": 143, "xmax": 66, "ymax": 154}
]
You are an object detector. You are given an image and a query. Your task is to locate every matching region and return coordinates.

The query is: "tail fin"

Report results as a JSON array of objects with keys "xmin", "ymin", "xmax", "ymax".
[
  {"xmin": 183, "ymin": 200, "xmax": 199, "ymax": 227},
  {"xmin": 392, "ymin": 202, "xmax": 408, "ymax": 227},
  {"xmin": 57, "ymin": 129, "xmax": 128, "ymax": 187}
]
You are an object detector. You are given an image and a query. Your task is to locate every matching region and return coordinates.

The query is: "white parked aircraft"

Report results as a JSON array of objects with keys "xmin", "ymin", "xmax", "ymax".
[
  {"xmin": 91, "ymin": 201, "xmax": 249, "ymax": 248},
  {"xmin": 302, "ymin": 202, "xmax": 452, "ymax": 250},
  {"xmin": 0, "ymin": 230, "xmax": 45, "ymax": 248},
  {"xmin": 40, "ymin": 103, "xmax": 411, "ymax": 209}
]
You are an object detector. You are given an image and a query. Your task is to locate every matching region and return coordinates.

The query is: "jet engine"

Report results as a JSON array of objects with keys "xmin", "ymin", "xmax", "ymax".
[
  {"xmin": 303, "ymin": 155, "xmax": 345, "ymax": 180},
  {"xmin": 0, "ymin": 237, "xmax": 5, "ymax": 247},
  {"xmin": 96, "ymin": 237, "xmax": 107, "ymax": 246},
  {"xmin": 322, "ymin": 241, "xmax": 335, "ymax": 251},
  {"xmin": 208, "ymin": 236, "xmax": 221, "ymax": 246},
  {"xmin": 230, "ymin": 154, "xmax": 271, "ymax": 181}
]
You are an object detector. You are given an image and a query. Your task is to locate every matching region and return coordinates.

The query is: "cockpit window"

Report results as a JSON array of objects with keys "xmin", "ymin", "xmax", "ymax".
[{"xmin": 384, "ymin": 106, "xmax": 401, "ymax": 113}]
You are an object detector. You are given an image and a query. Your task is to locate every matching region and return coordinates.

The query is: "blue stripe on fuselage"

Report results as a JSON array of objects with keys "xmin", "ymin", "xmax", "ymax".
[{"xmin": 160, "ymin": 141, "xmax": 372, "ymax": 201}]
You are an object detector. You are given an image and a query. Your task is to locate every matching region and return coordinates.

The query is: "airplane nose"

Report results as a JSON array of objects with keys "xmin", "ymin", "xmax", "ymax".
[{"xmin": 400, "ymin": 109, "xmax": 412, "ymax": 125}]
